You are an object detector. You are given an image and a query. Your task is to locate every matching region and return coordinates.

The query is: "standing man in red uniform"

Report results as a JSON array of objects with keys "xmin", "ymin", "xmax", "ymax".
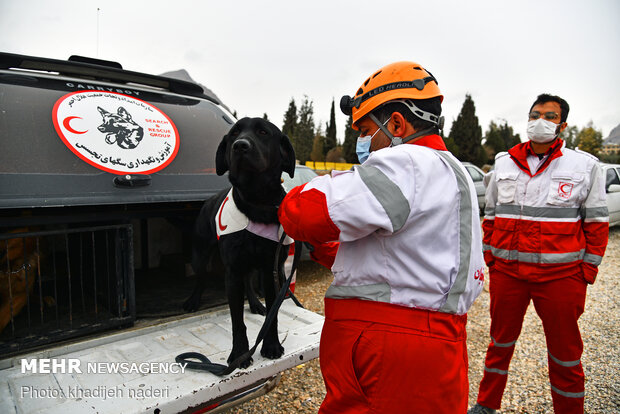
[
  {"xmin": 279, "ymin": 62, "xmax": 485, "ymax": 413},
  {"xmin": 469, "ymin": 94, "xmax": 609, "ymax": 414}
]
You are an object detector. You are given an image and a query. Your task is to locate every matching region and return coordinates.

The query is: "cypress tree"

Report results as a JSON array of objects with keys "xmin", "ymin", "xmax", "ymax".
[
  {"xmin": 295, "ymin": 96, "xmax": 315, "ymax": 164},
  {"xmin": 325, "ymin": 99, "xmax": 337, "ymax": 156},
  {"xmin": 342, "ymin": 115, "xmax": 358, "ymax": 163},
  {"xmin": 449, "ymin": 94, "xmax": 486, "ymax": 166},
  {"xmin": 282, "ymin": 98, "xmax": 298, "ymax": 148}
]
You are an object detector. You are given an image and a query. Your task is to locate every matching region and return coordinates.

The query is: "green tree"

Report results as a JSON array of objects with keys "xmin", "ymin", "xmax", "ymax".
[
  {"xmin": 325, "ymin": 99, "xmax": 337, "ymax": 156},
  {"xmin": 342, "ymin": 115, "xmax": 358, "ymax": 163},
  {"xmin": 449, "ymin": 94, "xmax": 485, "ymax": 166},
  {"xmin": 560, "ymin": 125, "xmax": 579, "ymax": 149},
  {"xmin": 443, "ymin": 130, "xmax": 460, "ymax": 158},
  {"xmin": 262, "ymin": 113, "xmax": 269, "ymax": 121},
  {"xmin": 483, "ymin": 120, "xmax": 521, "ymax": 162},
  {"xmin": 282, "ymin": 98, "xmax": 298, "ymax": 145},
  {"xmin": 576, "ymin": 122, "xmax": 603, "ymax": 157},
  {"xmin": 295, "ymin": 96, "xmax": 315, "ymax": 163}
]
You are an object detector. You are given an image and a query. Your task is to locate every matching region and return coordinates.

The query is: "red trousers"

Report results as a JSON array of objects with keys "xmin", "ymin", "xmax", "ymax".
[
  {"xmin": 319, "ymin": 298, "xmax": 469, "ymax": 414},
  {"xmin": 477, "ymin": 269, "xmax": 587, "ymax": 413}
]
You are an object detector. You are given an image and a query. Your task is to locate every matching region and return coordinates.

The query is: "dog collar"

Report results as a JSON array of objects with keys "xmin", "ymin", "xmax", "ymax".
[{"xmin": 216, "ymin": 189, "xmax": 293, "ymax": 244}]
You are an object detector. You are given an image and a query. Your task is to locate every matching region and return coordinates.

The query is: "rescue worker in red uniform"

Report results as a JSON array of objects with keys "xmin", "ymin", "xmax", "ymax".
[
  {"xmin": 469, "ymin": 94, "xmax": 609, "ymax": 414},
  {"xmin": 278, "ymin": 61, "xmax": 485, "ymax": 413}
]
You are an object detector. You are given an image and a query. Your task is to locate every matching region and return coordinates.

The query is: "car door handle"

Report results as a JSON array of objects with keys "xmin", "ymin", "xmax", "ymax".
[{"xmin": 113, "ymin": 174, "xmax": 152, "ymax": 188}]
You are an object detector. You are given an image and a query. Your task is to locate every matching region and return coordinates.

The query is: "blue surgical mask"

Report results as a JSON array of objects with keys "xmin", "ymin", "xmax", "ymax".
[
  {"xmin": 356, "ymin": 120, "xmax": 388, "ymax": 163},
  {"xmin": 356, "ymin": 135, "xmax": 372, "ymax": 163}
]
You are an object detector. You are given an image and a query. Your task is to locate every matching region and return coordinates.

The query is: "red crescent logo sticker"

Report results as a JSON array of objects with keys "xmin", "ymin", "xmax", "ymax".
[
  {"xmin": 62, "ymin": 116, "xmax": 88, "ymax": 134},
  {"xmin": 53, "ymin": 90, "xmax": 179, "ymax": 175},
  {"xmin": 218, "ymin": 196, "xmax": 229, "ymax": 231}
]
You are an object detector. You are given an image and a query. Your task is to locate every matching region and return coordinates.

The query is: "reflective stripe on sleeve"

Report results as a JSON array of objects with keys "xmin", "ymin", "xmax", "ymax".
[
  {"xmin": 482, "ymin": 243, "xmax": 492, "ymax": 252},
  {"xmin": 436, "ymin": 152, "xmax": 473, "ymax": 313},
  {"xmin": 490, "ymin": 247, "xmax": 585, "ymax": 264},
  {"xmin": 548, "ymin": 351, "xmax": 581, "ymax": 367},
  {"xmin": 583, "ymin": 206, "xmax": 609, "ymax": 223},
  {"xmin": 357, "ymin": 165, "xmax": 410, "ymax": 232},
  {"xmin": 550, "ymin": 384, "xmax": 585, "ymax": 399},
  {"xmin": 583, "ymin": 252, "xmax": 603, "ymax": 266},
  {"xmin": 484, "ymin": 206, "xmax": 495, "ymax": 218}
]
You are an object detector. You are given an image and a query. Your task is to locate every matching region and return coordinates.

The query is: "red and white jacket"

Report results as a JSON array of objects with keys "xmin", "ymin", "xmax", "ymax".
[
  {"xmin": 278, "ymin": 135, "xmax": 484, "ymax": 315},
  {"xmin": 483, "ymin": 139, "xmax": 609, "ymax": 283}
]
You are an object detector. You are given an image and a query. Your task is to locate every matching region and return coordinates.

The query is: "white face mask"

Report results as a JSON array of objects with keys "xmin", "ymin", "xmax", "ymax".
[{"xmin": 527, "ymin": 118, "xmax": 560, "ymax": 143}]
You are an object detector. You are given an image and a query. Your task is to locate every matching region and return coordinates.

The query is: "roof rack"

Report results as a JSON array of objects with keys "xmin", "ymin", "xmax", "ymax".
[{"xmin": 0, "ymin": 52, "xmax": 218, "ymax": 103}]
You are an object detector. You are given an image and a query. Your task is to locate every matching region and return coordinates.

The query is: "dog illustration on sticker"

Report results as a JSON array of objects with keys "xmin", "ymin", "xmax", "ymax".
[{"xmin": 97, "ymin": 106, "xmax": 144, "ymax": 149}]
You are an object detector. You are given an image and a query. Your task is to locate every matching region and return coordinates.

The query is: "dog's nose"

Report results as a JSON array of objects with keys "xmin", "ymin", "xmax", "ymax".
[{"xmin": 232, "ymin": 138, "xmax": 251, "ymax": 153}]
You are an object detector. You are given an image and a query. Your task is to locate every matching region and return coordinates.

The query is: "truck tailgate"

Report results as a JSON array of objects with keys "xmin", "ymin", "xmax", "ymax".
[{"xmin": 0, "ymin": 300, "xmax": 323, "ymax": 414}]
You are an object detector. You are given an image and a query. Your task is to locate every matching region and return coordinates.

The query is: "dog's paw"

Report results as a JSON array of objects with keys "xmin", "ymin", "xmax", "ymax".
[{"xmin": 260, "ymin": 342, "xmax": 284, "ymax": 360}]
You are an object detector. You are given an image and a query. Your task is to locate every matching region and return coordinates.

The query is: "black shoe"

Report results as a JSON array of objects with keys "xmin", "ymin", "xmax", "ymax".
[{"xmin": 467, "ymin": 404, "xmax": 497, "ymax": 414}]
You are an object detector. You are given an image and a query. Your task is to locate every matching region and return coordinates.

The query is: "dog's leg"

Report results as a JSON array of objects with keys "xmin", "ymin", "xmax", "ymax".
[
  {"xmin": 226, "ymin": 270, "xmax": 252, "ymax": 368},
  {"xmin": 184, "ymin": 242, "xmax": 217, "ymax": 312},
  {"xmin": 246, "ymin": 271, "xmax": 266, "ymax": 315},
  {"xmin": 259, "ymin": 267, "xmax": 284, "ymax": 360},
  {"xmin": 183, "ymin": 272, "xmax": 205, "ymax": 312}
]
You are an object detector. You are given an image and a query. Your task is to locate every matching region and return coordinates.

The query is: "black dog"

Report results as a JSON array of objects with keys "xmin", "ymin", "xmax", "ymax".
[{"xmin": 184, "ymin": 117, "xmax": 296, "ymax": 368}]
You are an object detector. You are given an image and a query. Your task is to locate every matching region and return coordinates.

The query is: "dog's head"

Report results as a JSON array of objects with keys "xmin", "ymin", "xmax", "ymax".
[
  {"xmin": 97, "ymin": 106, "xmax": 144, "ymax": 149},
  {"xmin": 216, "ymin": 117, "xmax": 296, "ymax": 182}
]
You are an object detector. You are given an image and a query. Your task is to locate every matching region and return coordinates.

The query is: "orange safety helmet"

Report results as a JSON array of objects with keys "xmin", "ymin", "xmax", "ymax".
[{"xmin": 340, "ymin": 61, "xmax": 443, "ymax": 130}]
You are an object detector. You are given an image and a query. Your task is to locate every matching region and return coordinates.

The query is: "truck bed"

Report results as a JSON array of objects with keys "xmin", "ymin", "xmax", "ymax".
[{"xmin": 0, "ymin": 299, "xmax": 323, "ymax": 414}]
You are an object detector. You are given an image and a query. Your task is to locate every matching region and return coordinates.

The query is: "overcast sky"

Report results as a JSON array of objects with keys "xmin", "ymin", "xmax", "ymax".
[{"xmin": 1, "ymin": 0, "xmax": 619, "ymax": 144}]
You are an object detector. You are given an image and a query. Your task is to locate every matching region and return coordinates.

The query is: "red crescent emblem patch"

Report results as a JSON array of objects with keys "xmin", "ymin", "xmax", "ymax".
[
  {"xmin": 558, "ymin": 182, "xmax": 573, "ymax": 199},
  {"xmin": 218, "ymin": 196, "xmax": 229, "ymax": 231}
]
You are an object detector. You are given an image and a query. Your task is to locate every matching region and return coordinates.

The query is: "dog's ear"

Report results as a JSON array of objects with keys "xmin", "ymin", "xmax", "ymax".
[
  {"xmin": 117, "ymin": 107, "xmax": 132, "ymax": 121},
  {"xmin": 97, "ymin": 106, "xmax": 109, "ymax": 116},
  {"xmin": 280, "ymin": 134, "xmax": 296, "ymax": 178},
  {"xmin": 215, "ymin": 135, "xmax": 229, "ymax": 175}
]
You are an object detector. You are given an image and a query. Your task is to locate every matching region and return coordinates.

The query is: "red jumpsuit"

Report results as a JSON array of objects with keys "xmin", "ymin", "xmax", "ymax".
[{"xmin": 477, "ymin": 139, "xmax": 609, "ymax": 413}]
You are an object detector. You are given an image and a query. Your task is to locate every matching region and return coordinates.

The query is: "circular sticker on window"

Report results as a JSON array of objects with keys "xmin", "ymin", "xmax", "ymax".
[{"xmin": 53, "ymin": 91, "xmax": 179, "ymax": 174}]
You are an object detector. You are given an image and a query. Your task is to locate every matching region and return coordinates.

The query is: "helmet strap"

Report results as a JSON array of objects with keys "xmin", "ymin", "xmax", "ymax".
[
  {"xmin": 369, "ymin": 112, "xmax": 396, "ymax": 141},
  {"xmin": 369, "ymin": 113, "xmax": 439, "ymax": 147}
]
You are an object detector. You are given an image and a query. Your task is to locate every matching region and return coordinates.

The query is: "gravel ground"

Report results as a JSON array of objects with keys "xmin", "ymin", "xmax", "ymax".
[{"xmin": 228, "ymin": 226, "xmax": 620, "ymax": 413}]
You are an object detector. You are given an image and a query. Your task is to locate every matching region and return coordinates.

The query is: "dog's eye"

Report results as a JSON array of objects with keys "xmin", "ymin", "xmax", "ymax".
[{"xmin": 258, "ymin": 129, "xmax": 268, "ymax": 135}]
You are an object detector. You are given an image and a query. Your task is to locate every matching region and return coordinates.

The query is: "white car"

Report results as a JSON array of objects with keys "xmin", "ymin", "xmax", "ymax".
[
  {"xmin": 602, "ymin": 163, "xmax": 620, "ymax": 227},
  {"xmin": 462, "ymin": 162, "xmax": 486, "ymax": 214},
  {"xmin": 282, "ymin": 165, "xmax": 320, "ymax": 191}
]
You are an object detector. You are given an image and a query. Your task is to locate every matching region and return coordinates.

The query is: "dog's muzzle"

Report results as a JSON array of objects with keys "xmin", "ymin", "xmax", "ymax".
[{"xmin": 232, "ymin": 138, "xmax": 252, "ymax": 153}]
